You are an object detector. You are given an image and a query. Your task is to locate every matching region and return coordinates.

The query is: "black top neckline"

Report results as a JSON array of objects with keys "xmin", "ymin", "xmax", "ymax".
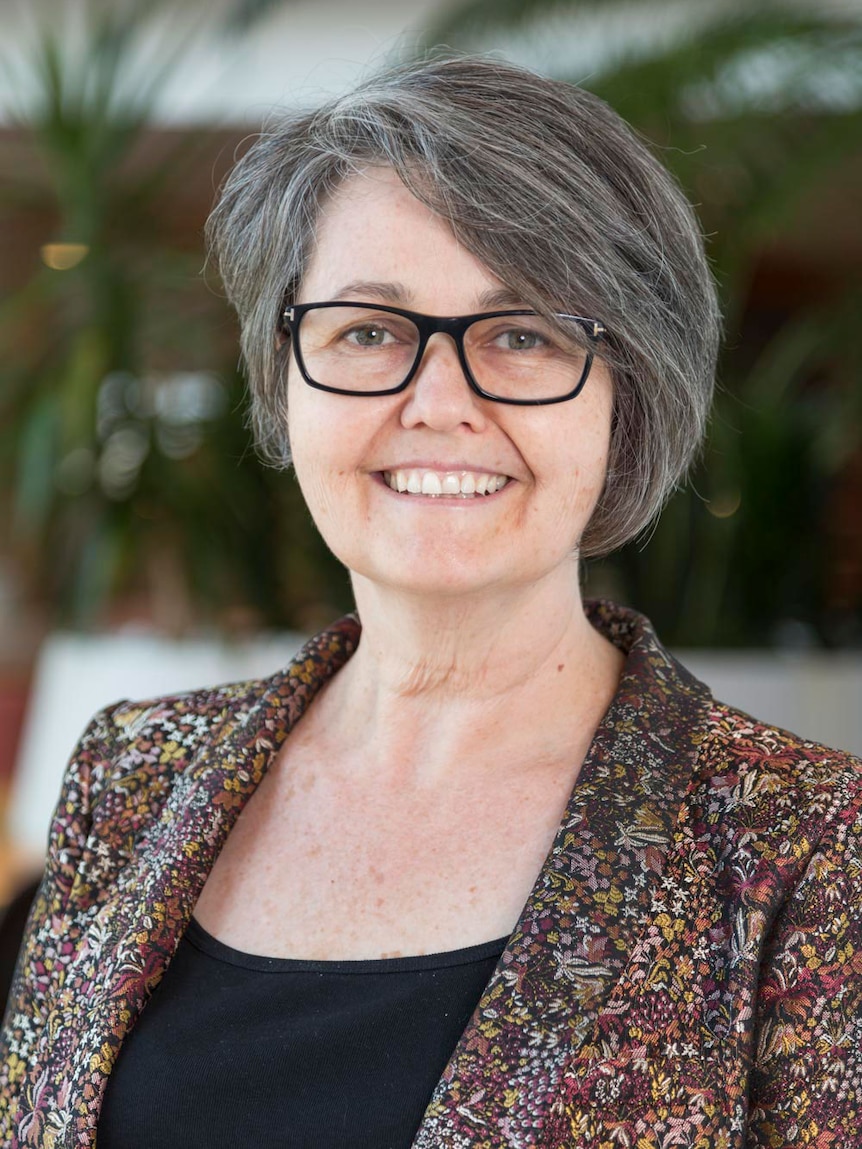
[
  {"xmin": 185, "ymin": 915, "xmax": 510, "ymax": 975},
  {"xmin": 100, "ymin": 910, "xmax": 508, "ymax": 1149}
]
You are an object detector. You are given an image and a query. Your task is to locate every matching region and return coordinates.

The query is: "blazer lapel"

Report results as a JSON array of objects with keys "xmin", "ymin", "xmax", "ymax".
[{"xmin": 413, "ymin": 602, "xmax": 712, "ymax": 1148}]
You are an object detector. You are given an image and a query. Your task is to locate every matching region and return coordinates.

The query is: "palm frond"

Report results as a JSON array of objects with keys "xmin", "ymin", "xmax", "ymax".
[
  {"xmin": 425, "ymin": 0, "xmax": 664, "ymax": 47},
  {"xmin": 587, "ymin": 14, "xmax": 862, "ymax": 126}
]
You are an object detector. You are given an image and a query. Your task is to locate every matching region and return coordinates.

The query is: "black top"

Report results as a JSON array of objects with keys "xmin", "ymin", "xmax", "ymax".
[{"xmin": 98, "ymin": 917, "xmax": 508, "ymax": 1149}]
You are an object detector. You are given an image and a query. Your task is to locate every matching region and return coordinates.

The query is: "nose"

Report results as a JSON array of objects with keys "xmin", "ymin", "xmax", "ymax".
[{"xmin": 399, "ymin": 332, "xmax": 488, "ymax": 433}]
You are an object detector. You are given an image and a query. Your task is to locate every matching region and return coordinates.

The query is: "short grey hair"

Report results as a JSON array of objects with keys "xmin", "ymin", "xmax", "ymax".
[{"xmin": 206, "ymin": 53, "xmax": 720, "ymax": 557}]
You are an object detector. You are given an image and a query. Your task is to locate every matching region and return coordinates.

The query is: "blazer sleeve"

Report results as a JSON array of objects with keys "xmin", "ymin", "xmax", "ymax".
[
  {"xmin": 0, "ymin": 702, "xmax": 125, "ymax": 1128},
  {"xmin": 747, "ymin": 782, "xmax": 862, "ymax": 1145}
]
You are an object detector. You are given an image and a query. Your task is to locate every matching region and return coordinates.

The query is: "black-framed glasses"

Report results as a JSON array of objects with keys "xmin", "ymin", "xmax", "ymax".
[{"xmin": 279, "ymin": 301, "xmax": 607, "ymax": 406}]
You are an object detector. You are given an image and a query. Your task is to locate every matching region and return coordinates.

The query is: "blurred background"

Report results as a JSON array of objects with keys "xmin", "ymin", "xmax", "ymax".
[{"xmin": 0, "ymin": 0, "xmax": 860, "ymax": 918}]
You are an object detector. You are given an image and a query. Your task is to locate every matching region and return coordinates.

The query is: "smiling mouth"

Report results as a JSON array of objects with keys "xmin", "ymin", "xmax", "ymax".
[{"xmin": 381, "ymin": 468, "xmax": 510, "ymax": 498}]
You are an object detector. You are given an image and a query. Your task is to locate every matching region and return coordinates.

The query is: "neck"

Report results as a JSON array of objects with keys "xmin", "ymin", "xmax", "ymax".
[
  {"xmin": 351, "ymin": 563, "xmax": 597, "ymax": 696},
  {"xmin": 315, "ymin": 562, "xmax": 624, "ymax": 784}
]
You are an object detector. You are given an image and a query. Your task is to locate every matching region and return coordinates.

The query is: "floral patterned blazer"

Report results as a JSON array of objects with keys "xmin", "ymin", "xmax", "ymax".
[{"xmin": 2, "ymin": 600, "xmax": 862, "ymax": 1149}]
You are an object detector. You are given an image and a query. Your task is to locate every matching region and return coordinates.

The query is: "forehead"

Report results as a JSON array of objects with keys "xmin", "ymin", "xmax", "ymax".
[{"xmin": 299, "ymin": 167, "xmax": 509, "ymax": 307}]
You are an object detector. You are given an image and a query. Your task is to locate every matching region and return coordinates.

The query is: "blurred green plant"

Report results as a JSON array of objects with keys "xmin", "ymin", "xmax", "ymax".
[
  {"xmin": 424, "ymin": 0, "xmax": 862, "ymax": 646},
  {"xmin": 0, "ymin": 0, "xmax": 350, "ymax": 633}
]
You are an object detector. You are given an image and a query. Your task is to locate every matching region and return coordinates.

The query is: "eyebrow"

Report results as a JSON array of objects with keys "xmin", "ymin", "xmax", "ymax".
[
  {"xmin": 330, "ymin": 280, "xmax": 411, "ymax": 303},
  {"xmin": 328, "ymin": 280, "xmax": 532, "ymax": 311},
  {"xmin": 476, "ymin": 286, "xmax": 531, "ymax": 309}
]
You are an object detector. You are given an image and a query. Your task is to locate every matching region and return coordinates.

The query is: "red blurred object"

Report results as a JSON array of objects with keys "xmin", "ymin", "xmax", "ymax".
[{"xmin": 0, "ymin": 676, "xmax": 31, "ymax": 783}]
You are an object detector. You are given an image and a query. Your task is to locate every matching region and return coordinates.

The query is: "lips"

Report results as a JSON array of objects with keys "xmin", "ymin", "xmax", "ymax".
[{"xmin": 382, "ymin": 468, "xmax": 510, "ymax": 497}]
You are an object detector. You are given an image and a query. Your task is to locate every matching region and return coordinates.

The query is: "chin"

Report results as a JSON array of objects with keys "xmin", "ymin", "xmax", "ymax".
[{"xmin": 345, "ymin": 547, "xmax": 509, "ymax": 602}]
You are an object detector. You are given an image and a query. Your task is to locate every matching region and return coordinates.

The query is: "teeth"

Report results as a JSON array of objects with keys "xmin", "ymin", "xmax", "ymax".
[{"xmin": 384, "ymin": 469, "xmax": 509, "ymax": 498}]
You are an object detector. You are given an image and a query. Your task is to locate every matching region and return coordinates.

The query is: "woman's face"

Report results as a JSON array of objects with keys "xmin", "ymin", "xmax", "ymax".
[{"xmin": 286, "ymin": 167, "xmax": 614, "ymax": 602}]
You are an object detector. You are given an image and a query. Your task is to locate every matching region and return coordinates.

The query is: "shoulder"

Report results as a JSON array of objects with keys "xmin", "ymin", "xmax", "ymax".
[
  {"xmin": 96, "ymin": 612, "xmax": 362, "ymax": 758},
  {"xmin": 52, "ymin": 674, "xmax": 276, "ymax": 842},
  {"xmin": 107, "ymin": 675, "xmax": 269, "ymax": 748},
  {"xmin": 71, "ymin": 673, "xmax": 274, "ymax": 767},
  {"xmin": 54, "ymin": 614, "xmax": 361, "ymax": 837},
  {"xmin": 698, "ymin": 697, "xmax": 862, "ymax": 820},
  {"xmin": 82, "ymin": 673, "xmax": 277, "ymax": 794},
  {"xmin": 685, "ymin": 697, "xmax": 862, "ymax": 894}
]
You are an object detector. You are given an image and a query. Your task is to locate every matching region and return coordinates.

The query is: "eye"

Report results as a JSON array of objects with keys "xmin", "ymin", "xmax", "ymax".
[
  {"xmin": 492, "ymin": 326, "xmax": 549, "ymax": 352},
  {"xmin": 344, "ymin": 323, "xmax": 395, "ymax": 347}
]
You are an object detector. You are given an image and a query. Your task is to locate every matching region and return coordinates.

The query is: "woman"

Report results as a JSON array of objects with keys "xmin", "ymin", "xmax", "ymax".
[{"xmin": 2, "ymin": 54, "xmax": 861, "ymax": 1149}]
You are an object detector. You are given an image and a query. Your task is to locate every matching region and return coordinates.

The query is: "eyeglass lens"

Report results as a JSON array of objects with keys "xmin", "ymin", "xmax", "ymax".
[{"xmin": 296, "ymin": 306, "xmax": 591, "ymax": 400}]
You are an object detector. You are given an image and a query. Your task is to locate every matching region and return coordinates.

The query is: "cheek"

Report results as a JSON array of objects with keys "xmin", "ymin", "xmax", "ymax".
[
  {"xmin": 290, "ymin": 430, "xmax": 349, "ymax": 530},
  {"xmin": 286, "ymin": 381, "xmax": 375, "ymax": 545},
  {"xmin": 531, "ymin": 391, "xmax": 613, "ymax": 539},
  {"xmin": 290, "ymin": 447, "xmax": 367, "ymax": 575},
  {"xmin": 576, "ymin": 377, "xmax": 614, "ymax": 496},
  {"xmin": 286, "ymin": 384, "xmax": 337, "ymax": 522},
  {"xmin": 541, "ymin": 393, "xmax": 612, "ymax": 493}
]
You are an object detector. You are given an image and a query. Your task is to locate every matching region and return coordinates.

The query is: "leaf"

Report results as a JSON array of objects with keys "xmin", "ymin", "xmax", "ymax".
[{"xmin": 13, "ymin": 394, "xmax": 60, "ymax": 536}]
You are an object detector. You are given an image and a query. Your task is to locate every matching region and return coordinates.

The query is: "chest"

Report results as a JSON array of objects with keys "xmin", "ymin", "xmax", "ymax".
[{"xmin": 193, "ymin": 739, "xmax": 579, "ymax": 960}]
